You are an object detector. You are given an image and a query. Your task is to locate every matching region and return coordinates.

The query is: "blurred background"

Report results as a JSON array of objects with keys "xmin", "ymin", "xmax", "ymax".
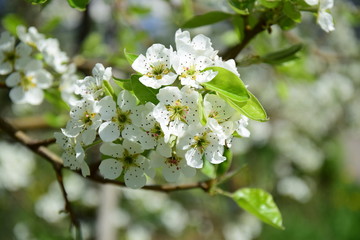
[{"xmin": 0, "ymin": 0, "xmax": 359, "ymax": 239}]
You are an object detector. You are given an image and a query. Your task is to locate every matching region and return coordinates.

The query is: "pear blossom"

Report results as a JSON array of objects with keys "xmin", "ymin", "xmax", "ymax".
[
  {"xmin": 63, "ymin": 99, "xmax": 102, "ymax": 145},
  {"xmin": 204, "ymin": 94, "xmax": 237, "ymax": 145},
  {"xmin": 178, "ymin": 123, "xmax": 226, "ymax": 168},
  {"xmin": 235, "ymin": 116, "xmax": 250, "ymax": 138},
  {"xmin": 17, "ymin": 26, "xmax": 45, "ymax": 48},
  {"xmin": 152, "ymin": 86, "xmax": 200, "ymax": 142},
  {"xmin": 132, "ymin": 44, "xmax": 177, "ymax": 89},
  {"xmin": 75, "ymin": 63, "xmax": 112, "ymax": 100},
  {"xmin": 38, "ymin": 38, "xmax": 69, "ymax": 73},
  {"xmin": 5, "ymin": 60, "xmax": 53, "ymax": 105},
  {"xmin": 0, "ymin": 32, "xmax": 32, "ymax": 75},
  {"xmin": 305, "ymin": 0, "xmax": 335, "ymax": 32},
  {"xmin": 99, "ymin": 140, "xmax": 153, "ymax": 188},
  {"xmin": 97, "ymin": 91, "xmax": 142, "ymax": 142},
  {"xmin": 149, "ymin": 149, "xmax": 196, "ymax": 183},
  {"xmin": 60, "ymin": 63, "xmax": 80, "ymax": 106},
  {"xmin": 54, "ymin": 131, "xmax": 90, "ymax": 177}
]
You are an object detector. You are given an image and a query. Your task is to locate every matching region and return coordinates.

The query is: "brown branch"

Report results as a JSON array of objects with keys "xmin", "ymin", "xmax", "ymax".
[
  {"xmin": 0, "ymin": 116, "xmax": 214, "ymax": 193},
  {"xmin": 222, "ymin": 17, "xmax": 268, "ymax": 60},
  {"xmin": 53, "ymin": 164, "xmax": 81, "ymax": 233},
  {"xmin": 10, "ymin": 116, "xmax": 56, "ymax": 130},
  {"xmin": 0, "ymin": 82, "xmax": 7, "ymax": 88}
]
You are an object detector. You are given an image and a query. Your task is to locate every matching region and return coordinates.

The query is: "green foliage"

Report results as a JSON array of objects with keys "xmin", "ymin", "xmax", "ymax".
[
  {"xmin": 221, "ymin": 91, "xmax": 269, "ymax": 122},
  {"xmin": 259, "ymin": 0, "xmax": 282, "ymax": 9},
  {"xmin": 232, "ymin": 188, "xmax": 284, "ymax": 230},
  {"xmin": 262, "ymin": 43, "xmax": 303, "ymax": 64},
  {"xmin": 2, "ymin": 14, "xmax": 26, "ymax": 35},
  {"xmin": 203, "ymin": 67, "xmax": 250, "ymax": 102},
  {"xmin": 283, "ymin": 1, "xmax": 302, "ymax": 23},
  {"xmin": 124, "ymin": 49, "xmax": 139, "ymax": 65},
  {"xmin": 130, "ymin": 75, "xmax": 159, "ymax": 104},
  {"xmin": 25, "ymin": 0, "xmax": 48, "ymax": 4},
  {"xmin": 228, "ymin": 0, "xmax": 256, "ymax": 15},
  {"xmin": 216, "ymin": 147, "xmax": 233, "ymax": 177},
  {"xmin": 67, "ymin": 0, "xmax": 90, "ymax": 11},
  {"xmin": 182, "ymin": 11, "xmax": 233, "ymax": 28},
  {"xmin": 113, "ymin": 77, "xmax": 133, "ymax": 91}
]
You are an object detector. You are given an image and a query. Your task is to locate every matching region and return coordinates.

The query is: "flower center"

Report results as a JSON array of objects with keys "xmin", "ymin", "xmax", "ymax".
[
  {"xmin": 165, "ymin": 156, "xmax": 182, "ymax": 170},
  {"xmin": 121, "ymin": 149, "xmax": 139, "ymax": 168},
  {"xmin": 166, "ymin": 100, "xmax": 189, "ymax": 123},
  {"xmin": 181, "ymin": 66, "xmax": 199, "ymax": 80},
  {"xmin": 191, "ymin": 134, "xmax": 210, "ymax": 154},
  {"xmin": 147, "ymin": 122, "xmax": 163, "ymax": 139},
  {"xmin": 146, "ymin": 64, "xmax": 170, "ymax": 80},
  {"xmin": 83, "ymin": 111, "xmax": 96, "ymax": 125},
  {"xmin": 113, "ymin": 109, "xmax": 132, "ymax": 129},
  {"xmin": 20, "ymin": 74, "xmax": 36, "ymax": 90}
]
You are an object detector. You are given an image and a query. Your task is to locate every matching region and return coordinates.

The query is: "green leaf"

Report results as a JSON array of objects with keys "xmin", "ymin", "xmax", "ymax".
[
  {"xmin": 227, "ymin": 0, "xmax": 256, "ymax": 15},
  {"xmin": 232, "ymin": 15, "xmax": 245, "ymax": 42},
  {"xmin": 44, "ymin": 89, "xmax": 70, "ymax": 111},
  {"xmin": 261, "ymin": 43, "xmax": 303, "ymax": 64},
  {"xmin": 26, "ymin": 0, "xmax": 48, "ymax": 4},
  {"xmin": 278, "ymin": 15, "xmax": 297, "ymax": 30},
  {"xmin": 182, "ymin": 11, "xmax": 233, "ymax": 28},
  {"xmin": 232, "ymin": 188, "xmax": 284, "ymax": 230},
  {"xmin": 2, "ymin": 14, "xmax": 26, "ymax": 35},
  {"xmin": 113, "ymin": 76, "xmax": 133, "ymax": 91},
  {"xmin": 201, "ymin": 160, "xmax": 217, "ymax": 179},
  {"xmin": 283, "ymin": 1, "xmax": 302, "ymax": 23},
  {"xmin": 40, "ymin": 17, "xmax": 62, "ymax": 33},
  {"xmin": 258, "ymin": 0, "xmax": 281, "ymax": 8},
  {"xmin": 216, "ymin": 147, "xmax": 233, "ymax": 177},
  {"xmin": 103, "ymin": 80, "xmax": 116, "ymax": 101},
  {"xmin": 203, "ymin": 67, "xmax": 250, "ymax": 102},
  {"xmin": 67, "ymin": 0, "xmax": 90, "ymax": 11},
  {"xmin": 124, "ymin": 49, "xmax": 139, "ymax": 65},
  {"xmin": 130, "ymin": 75, "xmax": 159, "ymax": 104},
  {"xmin": 220, "ymin": 91, "xmax": 268, "ymax": 122}
]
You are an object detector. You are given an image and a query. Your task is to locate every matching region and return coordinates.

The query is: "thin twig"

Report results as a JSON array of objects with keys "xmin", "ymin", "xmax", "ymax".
[{"xmin": 222, "ymin": 17, "xmax": 267, "ymax": 60}]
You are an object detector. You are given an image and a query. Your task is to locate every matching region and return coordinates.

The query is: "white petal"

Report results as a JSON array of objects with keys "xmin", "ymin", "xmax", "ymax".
[
  {"xmin": 16, "ymin": 42, "xmax": 32, "ymax": 57},
  {"xmin": 117, "ymin": 90, "xmax": 137, "ymax": 111},
  {"xmin": 99, "ymin": 121, "xmax": 120, "ymax": 142},
  {"xmin": 5, "ymin": 72, "xmax": 21, "ymax": 87},
  {"xmin": 0, "ymin": 61, "xmax": 12, "ymax": 75},
  {"xmin": 99, "ymin": 159, "xmax": 123, "ymax": 179},
  {"xmin": 185, "ymin": 148, "xmax": 203, "ymax": 168},
  {"xmin": 123, "ymin": 139, "xmax": 143, "ymax": 154},
  {"xmin": 32, "ymin": 69, "xmax": 53, "ymax": 88},
  {"xmin": 124, "ymin": 167, "xmax": 146, "ymax": 189},
  {"xmin": 156, "ymin": 138, "xmax": 172, "ymax": 158},
  {"xmin": 304, "ymin": 0, "xmax": 318, "ymax": 5},
  {"xmin": 163, "ymin": 166, "xmax": 181, "ymax": 182},
  {"xmin": 132, "ymin": 54, "xmax": 149, "ymax": 74},
  {"xmin": 24, "ymin": 87, "xmax": 44, "ymax": 105},
  {"xmin": 317, "ymin": 11, "xmax": 335, "ymax": 32},
  {"xmin": 63, "ymin": 119, "xmax": 82, "ymax": 137},
  {"xmin": 98, "ymin": 96, "xmax": 117, "ymax": 120},
  {"xmin": 81, "ymin": 128, "xmax": 97, "ymax": 145},
  {"xmin": 156, "ymin": 86, "xmax": 181, "ymax": 104},
  {"xmin": 320, "ymin": 0, "xmax": 333, "ymax": 10},
  {"xmin": 100, "ymin": 142, "xmax": 124, "ymax": 158},
  {"xmin": 80, "ymin": 161, "xmax": 90, "ymax": 177},
  {"xmin": 181, "ymin": 165, "xmax": 196, "ymax": 177}
]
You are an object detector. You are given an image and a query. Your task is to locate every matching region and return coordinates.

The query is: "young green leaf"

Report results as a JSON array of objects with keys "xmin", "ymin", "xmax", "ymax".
[
  {"xmin": 130, "ymin": 75, "xmax": 159, "ymax": 104},
  {"xmin": 220, "ymin": 91, "xmax": 268, "ymax": 122},
  {"xmin": 203, "ymin": 67, "xmax": 250, "ymax": 102},
  {"xmin": 124, "ymin": 49, "xmax": 139, "ymax": 65},
  {"xmin": 227, "ymin": 0, "xmax": 256, "ymax": 15},
  {"xmin": 283, "ymin": 1, "xmax": 302, "ymax": 23},
  {"xmin": 182, "ymin": 11, "xmax": 233, "ymax": 28},
  {"xmin": 67, "ymin": 0, "xmax": 90, "ymax": 11},
  {"xmin": 258, "ymin": 0, "xmax": 282, "ymax": 9},
  {"xmin": 216, "ymin": 147, "xmax": 233, "ymax": 177},
  {"xmin": 232, "ymin": 188, "xmax": 284, "ymax": 230},
  {"xmin": 113, "ymin": 76, "xmax": 133, "ymax": 91},
  {"xmin": 2, "ymin": 14, "xmax": 26, "ymax": 35},
  {"xmin": 201, "ymin": 160, "xmax": 217, "ymax": 179},
  {"xmin": 261, "ymin": 44, "xmax": 303, "ymax": 65},
  {"xmin": 26, "ymin": 0, "xmax": 48, "ymax": 4}
]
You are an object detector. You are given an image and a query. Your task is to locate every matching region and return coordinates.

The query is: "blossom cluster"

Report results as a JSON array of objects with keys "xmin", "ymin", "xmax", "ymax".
[
  {"xmin": 55, "ymin": 29, "xmax": 251, "ymax": 189},
  {"xmin": 0, "ymin": 26, "xmax": 77, "ymax": 105},
  {"xmin": 305, "ymin": 0, "xmax": 335, "ymax": 32}
]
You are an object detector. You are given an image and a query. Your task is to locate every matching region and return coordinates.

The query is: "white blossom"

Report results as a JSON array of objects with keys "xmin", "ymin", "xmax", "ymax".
[
  {"xmin": 63, "ymin": 99, "xmax": 102, "ymax": 145},
  {"xmin": 98, "ymin": 91, "xmax": 142, "ymax": 142},
  {"xmin": 305, "ymin": 0, "xmax": 335, "ymax": 32},
  {"xmin": 153, "ymin": 86, "xmax": 200, "ymax": 142},
  {"xmin": 5, "ymin": 59, "xmax": 53, "ymax": 105},
  {"xmin": 99, "ymin": 140, "xmax": 153, "ymax": 189},
  {"xmin": 149, "ymin": 149, "xmax": 196, "ymax": 183},
  {"xmin": 0, "ymin": 32, "xmax": 32, "ymax": 75},
  {"xmin": 38, "ymin": 38, "xmax": 69, "ymax": 73},
  {"xmin": 54, "ymin": 131, "xmax": 90, "ymax": 176},
  {"xmin": 178, "ymin": 123, "xmax": 226, "ymax": 168},
  {"xmin": 75, "ymin": 63, "xmax": 112, "ymax": 100},
  {"xmin": 132, "ymin": 44, "xmax": 177, "ymax": 89},
  {"xmin": 60, "ymin": 63, "xmax": 80, "ymax": 106},
  {"xmin": 17, "ymin": 26, "xmax": 45, "ymax": 48}
]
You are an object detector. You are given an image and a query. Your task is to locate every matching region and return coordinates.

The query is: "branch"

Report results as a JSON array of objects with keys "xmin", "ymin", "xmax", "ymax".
[
  {"xmin": 222, "ymin": 17, "xmax": 267, "ymax": 60},
  {"xmin": 0, "ymin": 116, "xmax": 214, "ymax": 193}
]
